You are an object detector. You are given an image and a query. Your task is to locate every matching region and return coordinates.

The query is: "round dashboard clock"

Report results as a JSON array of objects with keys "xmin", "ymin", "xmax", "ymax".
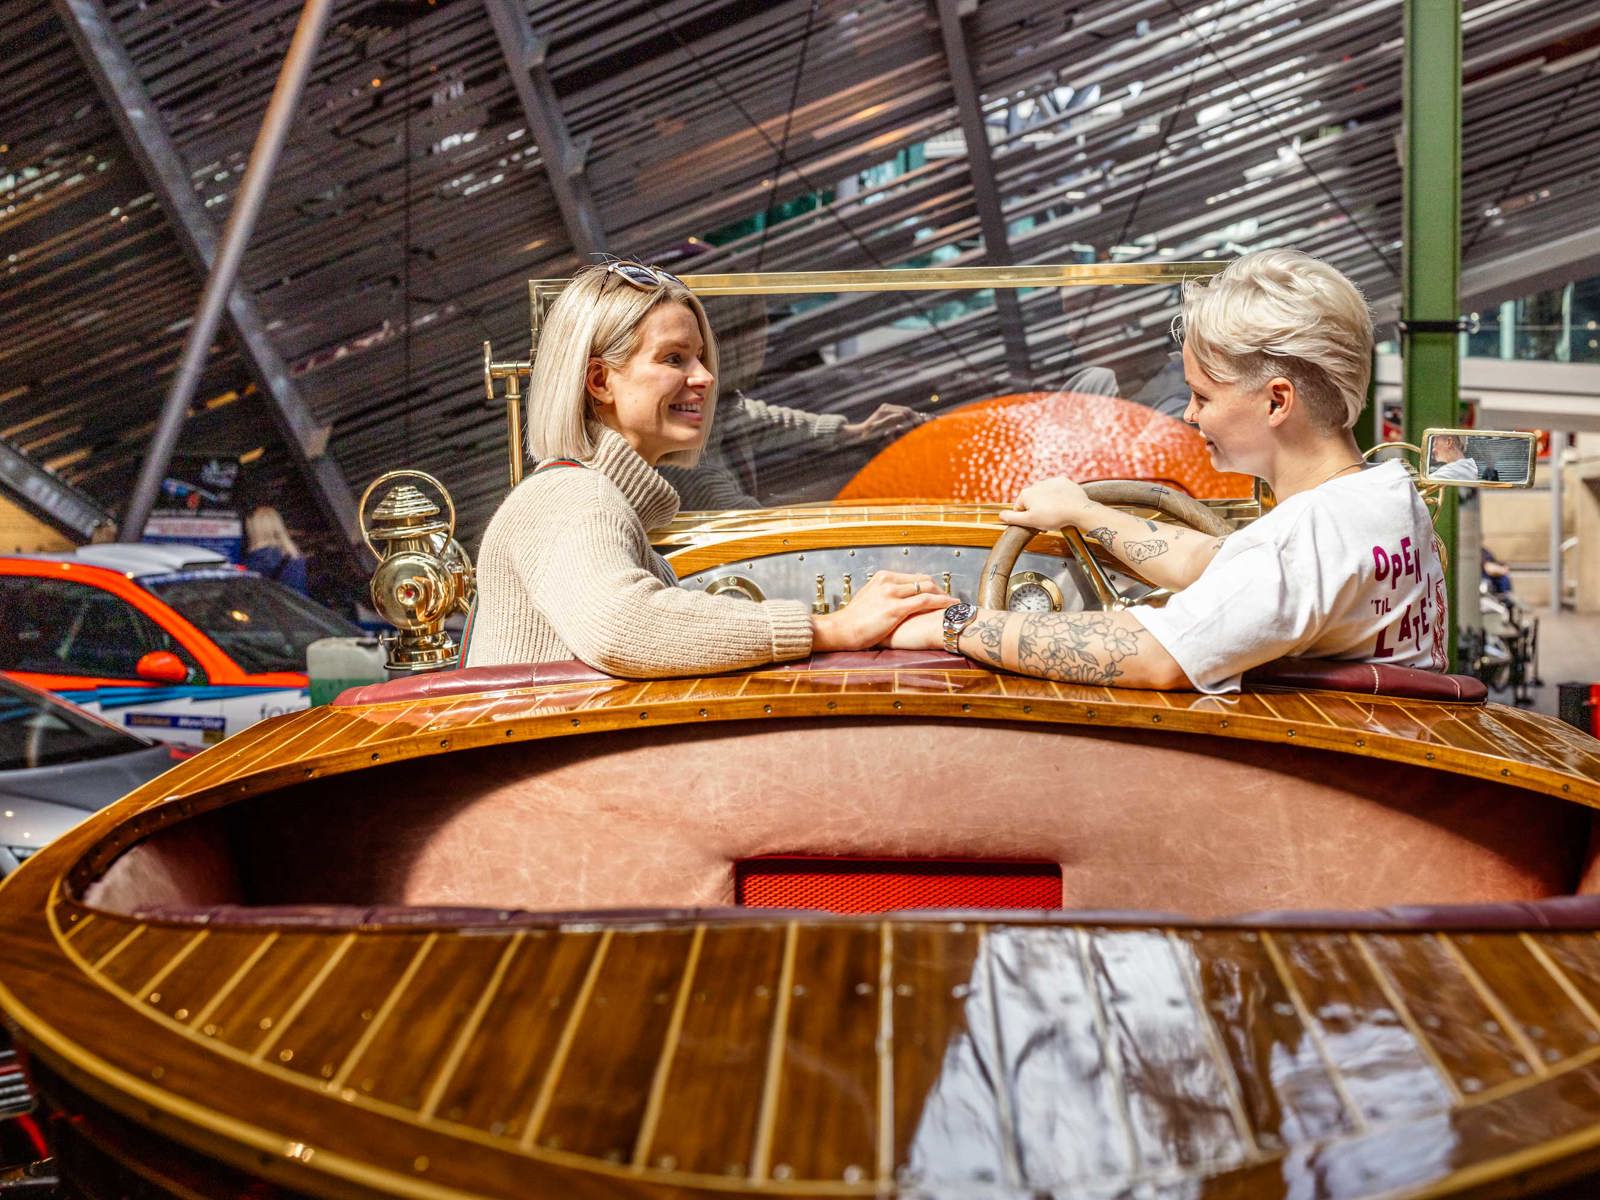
[{"xmin": 1006, "ymin": 570, "xmax": 1064, "ymax": 612}]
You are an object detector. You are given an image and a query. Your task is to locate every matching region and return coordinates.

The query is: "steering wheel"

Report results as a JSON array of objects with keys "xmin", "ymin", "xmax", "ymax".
[{"xmin": 977, "ymin": 480, "xmax": 1233, "ymax": 611}]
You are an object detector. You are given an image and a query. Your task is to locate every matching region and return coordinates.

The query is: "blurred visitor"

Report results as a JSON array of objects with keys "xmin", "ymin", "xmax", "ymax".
[
  {"xmin": 1482, "ymin": 546, "xmax": 1514, "ymax": 596},
  {"xmin": 244, "ymin": 505, "xmax": 308, "ymax": 595}
]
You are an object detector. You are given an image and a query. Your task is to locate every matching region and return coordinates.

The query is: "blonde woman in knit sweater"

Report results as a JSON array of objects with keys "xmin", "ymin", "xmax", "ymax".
[{"xmin": 466, "ymin": 262, "xmax": 951, "ymax": 677}]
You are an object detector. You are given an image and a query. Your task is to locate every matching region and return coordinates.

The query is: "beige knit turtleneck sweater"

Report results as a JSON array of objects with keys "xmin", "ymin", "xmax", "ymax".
[{"xmin": 465, "ymin": 423, "xmax": 814, "ymax": 677}]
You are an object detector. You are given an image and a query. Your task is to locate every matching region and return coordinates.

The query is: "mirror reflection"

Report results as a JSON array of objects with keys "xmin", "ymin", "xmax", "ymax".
[{"xmin": 1421, "ymin": 430, "xmax": 1535, "ymax": 487}]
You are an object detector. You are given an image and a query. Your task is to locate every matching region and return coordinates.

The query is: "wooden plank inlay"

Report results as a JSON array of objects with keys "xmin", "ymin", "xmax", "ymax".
[
  {"xmin": 1087, "ymin": 928, "xmax": 1247, "ymax": 1173},
  {"xmin": 262, "ymin": 934, "xmax": 426, "ymax": 1079},
  {"xmin": 765, "ymin": 923, "xmax": 881, "ymax": 1183},
  {"xmin": 430, "ymin": 930, "xmax": 603, "ymax": 1136},
  {"xmin": 985, "ymin": 925, "xmax": 1130, "ymax": 1186},
  {"xmin": 533, "ymin": 928, "xmax": 695, "ymax": 1161},
  {"xmin": 1183, "ymin": 930, "xmax": 1353, "ymax": 1150},
  {"xmin": 642, "ymin": 924, "xmax": 787, "ymax": 1178},
  {"xmin": 887, "ymin": 923, "xmax": 1002, "ymax": 1189},
  {"xmin": 199, "ymin": 933, "xmax": 341, "ymax": 1047},
  {"xmin": 1361, "ymin": 933, "xmax": 1533, "ymax": 1093},
  {"xmin": 1270, "ymin": 932, "xmax": 1451, "ymax": 1123}
]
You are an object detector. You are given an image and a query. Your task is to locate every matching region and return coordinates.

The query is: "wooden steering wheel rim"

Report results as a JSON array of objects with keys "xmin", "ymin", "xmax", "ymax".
[{"xmin": 977, "ymin": 481, "xmax": 1233, "ymax": 609}]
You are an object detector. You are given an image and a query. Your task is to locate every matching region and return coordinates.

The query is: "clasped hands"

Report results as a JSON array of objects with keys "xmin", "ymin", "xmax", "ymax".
[{"xmin": 815, "ymin": 476, "xmax": 1091, "ymax": 653}]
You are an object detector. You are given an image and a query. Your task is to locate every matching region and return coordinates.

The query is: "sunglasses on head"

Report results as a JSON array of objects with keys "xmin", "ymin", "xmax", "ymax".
[{"xmin": 602, "ymin": 260, "xmax": 685, "ymax": 291}]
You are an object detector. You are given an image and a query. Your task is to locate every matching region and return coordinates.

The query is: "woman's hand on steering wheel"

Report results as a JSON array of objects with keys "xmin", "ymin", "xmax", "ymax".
[
  {"xmin": 811, "ymin": 570, "xmax": 950, "ymax": 652},
  {"xmin": 1000, "ymin": 476, "xmax": 1094, "ymax": 532}
]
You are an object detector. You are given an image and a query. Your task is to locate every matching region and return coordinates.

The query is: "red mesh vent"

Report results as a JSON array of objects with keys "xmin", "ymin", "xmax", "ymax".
[{"xmin": 735, "ymin": 857, "xmax": 1062, "ymax": 914}]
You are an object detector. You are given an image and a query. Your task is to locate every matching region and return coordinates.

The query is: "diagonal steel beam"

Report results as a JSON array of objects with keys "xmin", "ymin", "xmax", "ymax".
[
  {"xmin": 933, "ymin": 0, "xmax": 1031, "ymax": 383},
  {"xmin": 0, "ymin": 436, "xmax": 113, "ymax": 541},
  {"xmin": 52, "ymin": 0, "xmax": 362, "ymax": 551},
  {"xmin": 482, "ymin": 0, "xmax": 608, "ymax": 260}
]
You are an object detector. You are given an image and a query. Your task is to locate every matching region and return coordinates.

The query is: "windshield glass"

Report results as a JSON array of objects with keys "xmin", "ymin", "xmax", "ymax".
[
  {"xmin": 0, "ymin": 675, "xmax": 143, "ymax": 771},
  {"xmin": 141, "ymin": 570, "xmax": 359, "ymax": 674},
  {"xmin": 545, "ymin": 265, "xmax": 1256, "ymax": 514}
]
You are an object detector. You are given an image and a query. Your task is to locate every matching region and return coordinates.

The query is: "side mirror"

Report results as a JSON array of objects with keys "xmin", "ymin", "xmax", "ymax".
[
  {"xmin": 135, "ymin": 650, "xmax": 189, "ymax": 684},
  {"xmin": 1420, "ymin": 428, "xmax": 1537, "ymax": 488}
]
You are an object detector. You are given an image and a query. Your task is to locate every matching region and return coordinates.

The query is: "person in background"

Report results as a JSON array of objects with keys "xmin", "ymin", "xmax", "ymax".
[
  {"xmin": 1482, "ymin": 546, "xmax": 1514, "ymax": 596},
  {"xmin": 658, "ymin": 293, "xmax": 924, "ymax": 509},
  {"xmin": 244, "ymin": 505, "xmax": 309, "ymax": 595}
]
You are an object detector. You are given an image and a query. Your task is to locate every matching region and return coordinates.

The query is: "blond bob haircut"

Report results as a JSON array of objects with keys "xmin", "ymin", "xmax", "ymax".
[
  {"xmin": 525, "ymin": 263, "xmax": 719, "ymax": 468},
  {"xmin": 1178, "ymin": 247, "xmax": 1373, "ymax": 433}
]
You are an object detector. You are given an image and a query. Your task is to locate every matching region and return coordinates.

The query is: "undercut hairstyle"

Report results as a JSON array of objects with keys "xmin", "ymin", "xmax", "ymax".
[
  {"xmin": 525, "ymin": 263, "xmax": 719, "ymax": 468},
  {"xmin": 1177, "ymin": 248, "xmax": 1373, "ymax": 432}
]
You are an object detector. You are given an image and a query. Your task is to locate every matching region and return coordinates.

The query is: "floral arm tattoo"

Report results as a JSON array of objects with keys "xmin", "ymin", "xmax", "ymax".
[{"xmin": 958, "ymin": 608, "xmax": 1178, "ymax": 687}]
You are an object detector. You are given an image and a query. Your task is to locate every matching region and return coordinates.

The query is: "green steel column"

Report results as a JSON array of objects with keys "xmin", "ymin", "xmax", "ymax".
[{"xmin": 1401, "ymin": 0, "xmax": 1462, "ymax": 666}]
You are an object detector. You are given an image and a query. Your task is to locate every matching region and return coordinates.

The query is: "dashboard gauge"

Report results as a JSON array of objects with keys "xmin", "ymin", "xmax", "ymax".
[
  {"xmin": 1006, "ymin": 571, "xmax": 1063, "ymax": 613},
  {"xmin": 704, "ymin": 574, "xmax": 766, "ymax": 602}
]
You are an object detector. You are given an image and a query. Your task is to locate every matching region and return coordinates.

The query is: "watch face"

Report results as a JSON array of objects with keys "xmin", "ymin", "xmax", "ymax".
[{"xmin": 944, "ymin": 601, "xmax": 976, "ymax": 627}]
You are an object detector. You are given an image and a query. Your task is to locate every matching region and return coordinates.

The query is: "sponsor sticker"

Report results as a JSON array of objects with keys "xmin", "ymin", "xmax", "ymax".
[{"xmin": 125, "ymin": 712, "xmax": 226, "ymax": 732}]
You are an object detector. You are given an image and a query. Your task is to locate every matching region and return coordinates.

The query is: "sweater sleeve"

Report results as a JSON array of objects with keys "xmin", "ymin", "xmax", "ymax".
[
  {"xmin": 726, "ymin": 395, "xmax": 848, "ymax": 456},
  {"xmin": 518, "ymin": 502, "xmax": 813, "ymax": 678}
]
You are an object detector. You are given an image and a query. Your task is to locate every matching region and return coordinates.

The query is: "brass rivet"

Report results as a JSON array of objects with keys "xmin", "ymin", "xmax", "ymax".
[
  {"xmin": 826, "ymin": 701, "xmax": 836, "ymax": 710},
  {"xmin": 639, "ymin": 711, "xmax": 649, "ymax": 720},
  {"xmin": 764, "ymin": 704, "xmax": 774, "ymax": 714},
  {"xmin": 1084, "ymin": 709, "xmax": 1096, "ymax": 719},
  {"xmin": 1356, "ymin": 738, "xmax": 1365, "ymax": 747},
  {"xmin": 370, "ymin": 752, "xmax": 380, "ymax": 762},
  {"xmin": 1023, "ymin": 705, "xmax": 1031, "ymax": 713},
  {"xmin": 1151, "ymin": 715, "xmax": 1161, "ymax": 723},
  {"xmin": 414, "ymin": 1156, "xmax": 429, "ymax": 1172},
  {"xmin": 1286, "ymin": 729, "xmax": 1295, "ymax": 737},
  {"xmin": 961, "ymin": 704, "xmax": 971, "ymax": 712},
  {"xmin": 1220, "ymin": 719, "xmax": 1228, "ymax": 727},
  {"xmin": 698, "ymin": 707, "xmax": 708, "ymax": 717},
  {"xmin": 893, "ymin": 700, "xmax": 902, "ymax": 710},
  {"xmin": 1426, "ymin": 752, "xmax": 1435, "ymax": 761},
  {"xmin": 1501, "ymin": 768, "xmax": 1510, "ymax": 776}
]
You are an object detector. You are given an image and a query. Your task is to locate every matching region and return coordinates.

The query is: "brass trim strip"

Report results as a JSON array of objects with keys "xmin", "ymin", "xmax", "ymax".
[
  {"xmin": 328, "ymin": 932, "xmax": 440, "ymax": 1091},
  {"xmin": 1520, "ymin": 934, "xmax": 1600, "ymax": 1035},
  {"xmin": 1258, "ymin": 932, "xmax": 1367, "ymax": 1133},
  {"xmin": 189, "ymin": 932, "xmax": 279, "ymax": 1033},
  {"xmin": 137, "ymin": 930, "xmax": 210, "ymax": 1003},
  {"xmin": 1072, "ymin": 928, "xmax": 1137, "ymax": 1180},
  {"xmin": 420, "ymin": 933, "xmax": 524, "ymax": 1121},
  {"xmin": 631, "ymin": 924, "xmax": 705, "ymax": 1168},
  {"xmin": 253, "ymin": 933, "xmax": 356, "ymax": 1061},
  {"xmin": 93, "ymin": 924, "xmax": 144, "ymax": 972},
  {"xmin": 1434, "ymin": 934, "xmax": 1545, "ymax": 1074},
  {"xmin": 875, "ymin": 921, "xmax": 894, "ymax": 1185},
  {"xmin": 750, "ymin": 921, "xmax": 798, "ymax": 1180},
  {"xmin": 1167, "ymin": 930, "xmax": 1259, "ymax": 1158},
  {"xmin": 531, "ymin": 261, "xmax": 1224, "ymax": 297},
  {"xmin": 1350, "ymin": 934, "xmax": 1466, "ymax": 1104},
  {"xmin": 520, "ymin": 928, "xmax": 613, "ymax": 1150}
]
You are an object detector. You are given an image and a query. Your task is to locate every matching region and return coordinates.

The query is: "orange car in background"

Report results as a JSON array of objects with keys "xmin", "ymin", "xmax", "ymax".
[{"xmin": 0, "ymin": 543, "xmax": 359, "ymax": 746}]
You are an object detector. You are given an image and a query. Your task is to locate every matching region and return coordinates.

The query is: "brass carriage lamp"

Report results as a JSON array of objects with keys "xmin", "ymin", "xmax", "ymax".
[{"xmin": 360, "ymin": 471, "xmax": 476, "ymax": 672}]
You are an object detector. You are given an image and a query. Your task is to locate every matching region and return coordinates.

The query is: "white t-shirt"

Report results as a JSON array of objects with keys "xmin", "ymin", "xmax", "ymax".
[
  {"xmin": 1131, "ymin": 460, "xmax": 1448, "ymax": 693},
  {"xmin": 1429, "ymin": 456, "xmax": 1481, "ymax": 482}
]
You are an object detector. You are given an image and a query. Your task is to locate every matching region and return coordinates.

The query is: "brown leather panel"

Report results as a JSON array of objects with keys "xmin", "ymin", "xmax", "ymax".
[
  {"xmin": 95, "ymin": 719, "xmax": 1586, "ymax": 921},
  {"xmin": 1244, "ymin": 657, "xmax": 1487, "ymax": 702}
]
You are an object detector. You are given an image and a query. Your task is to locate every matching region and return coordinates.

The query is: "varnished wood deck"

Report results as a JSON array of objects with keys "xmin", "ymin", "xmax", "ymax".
[{"xmin": 2, "ymin": 662, "xmax": 1600, "ymax": 1196}]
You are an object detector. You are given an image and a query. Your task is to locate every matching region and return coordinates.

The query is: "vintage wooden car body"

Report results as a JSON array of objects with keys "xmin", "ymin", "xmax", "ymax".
[{"xmin": 3, "ymin": 267, "xmax": 1600, "ymax": 1199}]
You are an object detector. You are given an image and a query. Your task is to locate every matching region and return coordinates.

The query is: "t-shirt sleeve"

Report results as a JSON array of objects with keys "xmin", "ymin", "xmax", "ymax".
[{"xmin": 1129, "ymin": 532, "xmax": 1322, "ymax": 693}]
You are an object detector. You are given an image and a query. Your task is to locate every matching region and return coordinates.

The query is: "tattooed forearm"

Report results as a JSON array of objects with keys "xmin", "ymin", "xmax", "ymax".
[
  {"xmin": 1011, "ymin": 611, "xmax": 1145, "ymax": 685},
  {"xmin": 965, "ymin": 612, "xmax": 1007, "ymax": 668},
  {"xmin": 954, "ymin": 607, "xmax": 1184, "ymax": 689},
  {"xmin": 1124, "ymin": 537, "xmax": 1169, "ymax": 564},
  {"xmin": 1087, "ymin": 526, "xmax": 1116, "ymax": 549}
]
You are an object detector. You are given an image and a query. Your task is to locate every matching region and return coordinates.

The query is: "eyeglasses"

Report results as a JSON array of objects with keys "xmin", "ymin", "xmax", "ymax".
[{"xmin": 602, "ymin": 260, "xmax": 684, "ymax": 291}]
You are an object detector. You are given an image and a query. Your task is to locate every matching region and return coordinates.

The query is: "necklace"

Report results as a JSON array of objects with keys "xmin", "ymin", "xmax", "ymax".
[{"xmin": 1312, "ymin": 461, "xmax": 1364, "ymax": 489}]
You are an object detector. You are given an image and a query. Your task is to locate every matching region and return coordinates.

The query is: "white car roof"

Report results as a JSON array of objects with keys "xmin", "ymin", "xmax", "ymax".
[{"xmin": 7, "ymin": 544, "xmax": 230, "ymax": 577}]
